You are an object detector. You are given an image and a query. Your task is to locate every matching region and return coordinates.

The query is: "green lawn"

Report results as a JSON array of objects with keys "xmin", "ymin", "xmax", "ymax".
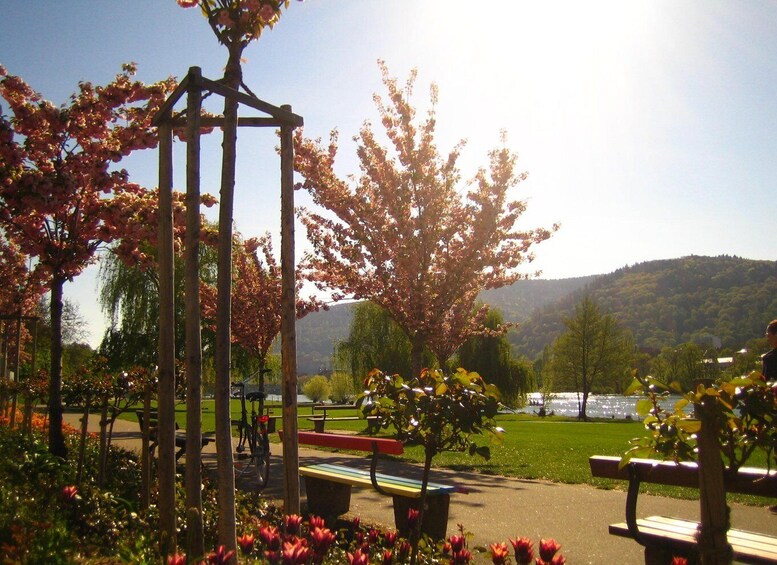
[{"xmin": 120, "ymin": 405, "xmax": 771, "ymax": 505}]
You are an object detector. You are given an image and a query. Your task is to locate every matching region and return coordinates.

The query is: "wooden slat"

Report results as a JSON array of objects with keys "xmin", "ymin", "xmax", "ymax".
[
  {"xmin": 589, "ymin": 455, "xmax": 777, "ymax": 497},
  {"xmin": 299, "ymin": 463, "xmax": 455, "ymax": 498},
  {"xmin": 293, "ymin": 431, "xmax": 404, "ymax": 455},
  {"xmin": 610, "ymin": 516, "xmax": 777, "ymax": 564},
  {"xmin": 312, "ymin": 463, "xmax": 456, "ymax": 493}
]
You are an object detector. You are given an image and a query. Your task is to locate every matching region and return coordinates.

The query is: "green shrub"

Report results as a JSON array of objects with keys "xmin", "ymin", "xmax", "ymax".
[
  {"xmin": 302, "ymin": 375, "xmax": 331, "ymax": 403},
  {"xmin": 330, "ymin": 371, "xmax": 356, "ymax": 404}
]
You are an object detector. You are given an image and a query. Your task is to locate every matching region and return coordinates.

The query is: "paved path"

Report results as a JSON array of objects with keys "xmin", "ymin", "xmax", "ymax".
[{"xmin": 65, "ymin": 413, "xmax": 776, "ymax": 564}]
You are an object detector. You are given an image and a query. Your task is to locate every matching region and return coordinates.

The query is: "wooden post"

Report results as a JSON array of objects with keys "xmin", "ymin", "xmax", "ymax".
[
  {"xmin": 696, "ymin": 396, "xmax": 732, "ymax": 564},
  {"xmin": 157, "ymin": 119, "xmax": 177, "ymax": 554},
  {"xmin": 141, "ymin": 384, "xmax": 151, "ymax": 511},
  {"xmin": 214, "ymin": 48, "xmax": 241, "ymax": 554},
  {"xmin": 184, "ymin": 66, "xmax": 205, "ymax": 559},
  {"xmin": 280, "ymin": 104, "xmax": 300, "ymax": 514}
]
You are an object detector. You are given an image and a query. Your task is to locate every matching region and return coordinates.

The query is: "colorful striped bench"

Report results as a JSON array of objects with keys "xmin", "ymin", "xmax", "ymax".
[{"xmin": 293, "ymin": 431, "xmax": 462, "ymax": 538}]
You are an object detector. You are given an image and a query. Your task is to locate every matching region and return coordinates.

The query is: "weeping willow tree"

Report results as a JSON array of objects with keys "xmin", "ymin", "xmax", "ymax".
[
  {"xmin": 98, "ymin": 243, "xmax": 218, "ymax": 373},
  {"xmin": 456, "ymin": 307, "xmax": 535, "ymax": 407},
  {"xmin": 335, "ymin": 301, "xmax": 436, "ymax": 386}
]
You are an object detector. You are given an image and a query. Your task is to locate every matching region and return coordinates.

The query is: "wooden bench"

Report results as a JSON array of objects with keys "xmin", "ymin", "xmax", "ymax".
[
  {"xmin": 288, "ymin": 431, "xmax": 462, "ymax": 538},
  {"xmin": 589, "ymin": 455, "xmax": 777, "ymax": 564},
  {"xmin": 307, "ymin": 404, "xmax": 379, "ymax": 433},
  {"xmin": 136, "ymin": 410, "xmax": 213, "ymax": 461}
]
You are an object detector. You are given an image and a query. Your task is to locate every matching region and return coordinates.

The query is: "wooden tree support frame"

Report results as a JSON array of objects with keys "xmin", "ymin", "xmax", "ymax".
[{"xmin": 153, "ymin": 66, "xmax": 304, "ymax": 548}]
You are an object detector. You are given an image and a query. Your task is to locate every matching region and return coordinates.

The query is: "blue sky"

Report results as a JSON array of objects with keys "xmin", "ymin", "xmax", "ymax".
[{"xmin": 1, "ymin": 1, "xmax": 776, "ymax": 346}]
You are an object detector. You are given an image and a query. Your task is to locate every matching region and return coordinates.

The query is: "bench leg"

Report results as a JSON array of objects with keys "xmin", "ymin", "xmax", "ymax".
[
  {"xmin": 644, "ymin": 545, "xmax": 691, "ymax": 565},
  {"xmin": 303, "ymin": 476, "xmax": 351, "ymax": 526},
  {"xmin": 313, "ymin": 419, "xmax": 325, "ymax": 433},
  {"xmin": 392, "ymin": 494, "xmax": 450, "ymax": 540}
]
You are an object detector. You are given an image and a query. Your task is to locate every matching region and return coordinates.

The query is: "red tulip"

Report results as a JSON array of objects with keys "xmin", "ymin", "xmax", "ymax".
[
  {"xmin": 347, "ymin": 549, "xmax": 370, "ymax": 565},
  {"xmin": 308, "ymin": 515, "xmax": 326, "ymax": 530},
  {"xmin": 449, "ymin": 535, "xmax": 466, "ymax": 553},
  {"xmin": 489, "ymin": 542, "xmax": 510, "ymax": 564},
  {"xmin": 237, "ymin": 533, "xmax": 255, "ymax": 555},
  {"xmin": 259, "ymin": 525, "xmax": 281, "ymax": 551},
  {"xmin": 281, "ymin": 539, "xmax": 311, "ymax": 564},
  {"xmin": 539, "ymin": 538, "xmax": 561, "ymax": 562},
  {"xmin": 671, "ymin": 559, "xmax": 688, "ymax": 565},
  {"xmin": 509, "ymin": 536, "xmax": 534, "ymax": 564},
  {"xmin": 207, "ymin": 545, "xmax": 236, "ymax": 564},
  {"xmin": 167, "ymin": 554, "xmax": 186, "ymax": 565},
  {"xmin": 382, "ymin": 549, "xmax": 394, "ymax": 565},
  {"xmin": 61, "ymin": 485, "xmax": 79, "ymax": 502},
  {"xmin": 284, "ymin": 514, "xmax": 303, "ymax": 536},
  {"xmin": 309, "ymin": 527, "xmax": 335, "ymax": 553}
]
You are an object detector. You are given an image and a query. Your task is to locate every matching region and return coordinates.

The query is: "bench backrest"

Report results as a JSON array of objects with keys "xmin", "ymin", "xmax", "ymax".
[
  {"xmin": 281, "ymin": 430, "xmax": 404, "ymax": 455},
  {"xmin": 589, "ymin": 455, "xmax": 777, "ymax": 498}
]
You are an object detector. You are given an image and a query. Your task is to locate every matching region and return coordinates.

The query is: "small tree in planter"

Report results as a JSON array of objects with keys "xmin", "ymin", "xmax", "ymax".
[{"xmin": 358, "ymin": 368, "xmax": 502, "ymax": 556}]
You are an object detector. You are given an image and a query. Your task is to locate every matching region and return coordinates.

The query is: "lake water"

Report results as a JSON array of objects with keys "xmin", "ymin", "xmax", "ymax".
[
  {"xmin": 264, "ymin": 392, "xmax": 684, "ymax": 420},
  {"xmin": 522, "ymin": 392, "xmax": 686, "ymax": 420}
]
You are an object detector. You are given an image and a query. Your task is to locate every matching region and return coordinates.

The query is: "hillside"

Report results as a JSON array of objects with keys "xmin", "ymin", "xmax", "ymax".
[
  {"xmin": 294, "ymin": 256, "xmax": 777, "ymax": 372},
  {"xmin": 508, "ymin": 255, "xmax": 777, "ymax": 358}
]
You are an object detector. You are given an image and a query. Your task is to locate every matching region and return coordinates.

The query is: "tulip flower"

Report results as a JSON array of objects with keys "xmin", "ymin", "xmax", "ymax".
[
  {"xmin": 237, "ymin": 533, "xmax": 255, "ymax": 555},
  {"xmin": 539, "ymin": 538, "xmax": 562, "ymax": 562},
  {"xmin": 347, "ymin": 549, "xmax": 370, "ymax": 565},
  {"xmin": 309, "ymin": 527, "xmax": 335, "ymax": 554},
  {"xmin": 281, "ymin": 540, "xmax": 311, "ymax": 564},
  {"xmin": 509, "ymin": 536, "xmax": 534, "ymax": 564},
  {"xmin": 167, "ymin": 554, "xmax": 187, "ymax": 565},
  {"xmin": 489, "ymin": 542, "xmax": 510, "ymax": 564},
  {"xmin": 259, "ymin": 525, "xmax": 281, "ymax": 551},
  {"xmin": 61, "ymin": 485, "xmax": 80, "ymax": 503},
  {"xmin": 308, "ymin": 515, "xmax": 326, "ymax": 530},
  {"xmin": 285, "ymin": 514, "xmax": 303, "ymax": 536},
  {"xmin": 207, "ymin": 545, "xmax": 236, "ymax": 564},
  {"xmin": 671, "ymin": 559, "xmax": 688, "ymax": 565},
  {"xmin": 382, "ymin": 549, "xmax": 394, "ymax": 565}
]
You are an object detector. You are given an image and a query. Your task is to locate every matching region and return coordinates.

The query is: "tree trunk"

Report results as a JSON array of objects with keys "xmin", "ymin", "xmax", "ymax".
[
  {"xmin": 214, "ymin": 44, "xmax": 243, "ymax": 560},
  {"xmin": 157, "ymin": 120, "xmax": 178, "ymax": 554},
  {"xmin": 98, "ymin": 394, "xmax": 109, "ymax": 487},
  {"xmin": 280, "ymin": 104, "xmax": 300, "ymax": 514},
  {"xmin": 184, "ymin": 65, "xmax": 205, "ymax": 559},
  {"xmin": 48, "ymin": 275, "xmax": 67, "ymax": 458},
  {"xmin": 76, "ymin": 401, "xmax": 90, "ymax": 485},
  {"xmin": 410, "ymin": 333, "xmax": 425, "ymax": 379},
  {"xmin": 410, "ymin": 447, "xmax": 435, "ymax": 565}
]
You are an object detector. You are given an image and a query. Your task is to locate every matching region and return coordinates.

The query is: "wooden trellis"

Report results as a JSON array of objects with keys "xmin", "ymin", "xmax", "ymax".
[{"xmin": 152, "ymin": 67, "xmax": 304, "ymax": 531}]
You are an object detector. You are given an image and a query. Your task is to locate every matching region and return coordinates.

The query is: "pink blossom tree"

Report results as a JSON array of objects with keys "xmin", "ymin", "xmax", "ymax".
[
  {"xmin": 295, "ymin": 62, "xmax": 557, "ymax": 377},
  {"xmin": 0, "ymin": 64, "xmax": 176, "ymax": 457}
]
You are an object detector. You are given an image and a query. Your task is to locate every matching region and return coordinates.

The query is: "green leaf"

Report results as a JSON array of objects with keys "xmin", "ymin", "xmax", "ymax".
[
  {"xmin": 623, "ymin": 378, "xmax": 644, "ymax": 396},
  {"xmin": 635, "ymin": 398, "xmax": 654, "ymax": 417},
  {"xmin": 675, "ymin": 419, "xmax": 701, "ymax": 433}
]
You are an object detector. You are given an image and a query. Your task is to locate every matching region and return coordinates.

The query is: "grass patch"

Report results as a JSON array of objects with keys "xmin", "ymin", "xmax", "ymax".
[{"xmin": 118, "ymin": 405, "xmax": 772, "ymax": 506}]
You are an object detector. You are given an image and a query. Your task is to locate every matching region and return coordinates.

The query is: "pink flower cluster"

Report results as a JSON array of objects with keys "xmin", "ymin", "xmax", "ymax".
[{"xmin": 175, "ymin": 0, "xmax": 304, "ymax": 45}]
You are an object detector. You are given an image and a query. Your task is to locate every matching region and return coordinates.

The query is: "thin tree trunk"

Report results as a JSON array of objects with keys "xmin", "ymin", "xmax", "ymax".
[
  {"xmin": 410, "ymin": 448, "xmax": 435, "ymax": 565},
  {"xmin": 98, "ymin": 395, "xmax": 109, "ymax": 487},
  {"xmin": 157, "ymin": 120, "xmax": 178, "ymax": 554},
  {"xmin": 48, "ymin": 275, "xmax": 67, "ymax": 458},
  {"xmin": 184, "ymin": 65, "xmax": 205, "ymax": 559},
  {"xmin": 410, "ymin": 333, "xmax": 425, "ymax": 379},
  {"xmin": 76, "ymin": 401, "xmax": 90, "ymax": 485},
  {"xmin": 280, "ymin": 104, "xmax": 300, "ymax": 514},
  {"xmin": 214, "ymin": 44, "xmax": 243, "ymax": 560}
]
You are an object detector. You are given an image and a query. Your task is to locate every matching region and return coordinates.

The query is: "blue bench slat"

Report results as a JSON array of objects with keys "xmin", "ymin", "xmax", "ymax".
[{"xmin": 308, "ymin": 463, "xmax": 456, "ymax": 494}]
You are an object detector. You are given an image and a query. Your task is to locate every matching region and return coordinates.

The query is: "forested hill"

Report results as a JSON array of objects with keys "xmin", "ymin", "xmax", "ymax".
[
  {"xmin": 508, "ymin": 255, "xmax": 777, "ymax": 359},
  {"xmin": 294, "ymin": 256, "xmax": 777, "ymax": 372}
]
